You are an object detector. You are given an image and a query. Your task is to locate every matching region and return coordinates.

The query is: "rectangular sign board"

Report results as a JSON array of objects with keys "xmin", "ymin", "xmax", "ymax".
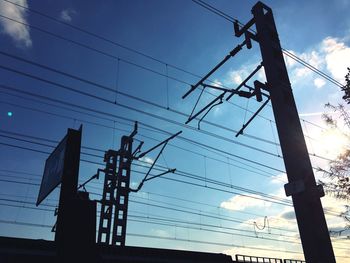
[{"xmin": 36, "ymin": 134, "xmax": 68, "ymax": 206}]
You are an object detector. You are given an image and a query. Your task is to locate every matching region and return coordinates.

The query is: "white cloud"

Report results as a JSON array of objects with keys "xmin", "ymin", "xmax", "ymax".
[
  {"xmin": 314, "ymin": 78, "xmax": 326, "ymax": 88},
  {"xmin": 285, "ymin": 37, "xmax": 350, "ymax": 90},
  {"xmin": 322, "ymin": 37, "xmax": 350, "ymax": 84},
  {"xmin": 290, "ymin": 50, "xmax": 323, "ymax": 79},
  {"xmin": 226, "ymin": 63, "xmax": 266, "ymax": 87},
  {"xmin": 0, "ymin": 0, "xmax": 32, "ymax": 47},
  {"xmin": 151, "ymin": 228, "xmax": 171, "ymax": 238},
  {"xmin": 303, "ymin": 50, "xmax": 323, "ymax": 69},
  {"xmin": 227, "ymin": 68, "xmax": 247, "ymax": 85},
  {"xmin": 130, "ymin": 181, "xmax": 139, "ymax": 189},
  {"xmin": 283, "ymin": 50, "xmax": 297, "ymax": 68},
  {"xmin": 140, "ymin": 156, "xmax": 154, "ymax": 165},
  {"xmin": 220, "ymin": 194, "xmax": 271, "ymax": 211},
  {"xmin": 270, "ymin": 173, "xmax": 288, "ymax": 185},
  {"xmin": 298, "ymin": 111, "xmax": 324, "ymax": 117},
  {"xmin": 223, "ymin": 244, "xmax": 304, "ymax": 262},
  {"xmin": 212, "ymin": 79, "xmax": 222, "ymax": 87},
  {"xmin": 60, "ymin": 8, "xmax": 76, "ymax": 22}
]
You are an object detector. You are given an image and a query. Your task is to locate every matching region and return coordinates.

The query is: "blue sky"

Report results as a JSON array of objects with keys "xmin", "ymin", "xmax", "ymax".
[{"xmin": 1, "ymin": 0, "xmax": 350, "ymax": 261}]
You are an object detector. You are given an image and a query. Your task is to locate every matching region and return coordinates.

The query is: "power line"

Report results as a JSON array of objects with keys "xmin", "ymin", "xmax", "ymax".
[
  {"xmin": 3, "ymin": 0, "xmax": 344, "ymax": 89},
  {"xmin": 0, "ymin": 99, "xmax": 281, "ymax": 183},
  {"xmin": 2, "ymin": 186, "xmax": 347, "ymax": 246},
  {"xmin": 0, "ymin": 5, "xmax": 331, "ymax": 134},
  {"xmin": 0, "ymin": 173, "xmax": 286, "ymax": 223},
  {"xmin": 0, "ymin": 140, "xmax": 289, "ymax": 208},
  {"xmin": 192, "ymin": 0, "xmax": 236, "ymax": 23},
  {"xmin": 0, "ymin": 50, "xmax": 279, "ymax": 148},
  {"xmin": 281, "ymin": 49, "xmax": 344, "ymax": 88},
  {"xmin": 0, "ymin": 199, "xmax": 297, "ymax": 243},
  {"xmin": 0, "ymin": 96, "xmax": 279, "ymax": 180},
  {"xmin": 0, "ymin": 1, "xmax": 344, "ymax": 256},
  {"xmin": 0, "ymin": 0, "xmax": 239, "ymax": 87},
  {"xmin": 128, "ymin": 215, "xmax": 350, "ymax": 251},
  {"xmin": 191, "ymin": 0, "xmax": 344, "ymax": 88},
  {"xmin": 128, "ymin": 232, "xmax": 350, "ymax": 259},
  {"xmin": 0, "ymin": 134, "xmax": 293, "ymax": 206},
  {"xmin": 0, "ymin": 51, "xmax": 333, "ymax": 163},
  {"xmin": 0, "ymin": 60, "xmax": 332, "ymax": 164},
  {"xmin": 0, "ymin": 87, "xmax": 334, "ymax": 189},
  {"xmin": 0, "ymin": 47, "xmax": 322, "ymax": 155},
  {"xmin": 0, "ymin": 11, "xmax": 334, "ymax": 162},
  {"xmin": 0, "ymin": 94, "xmax": 281, "ymax": 179},
  {"xmin": 0, "ymin": 218, "xmax": 305, "ymax": 256},
  {"xmin": 0, "ymin": 83, "xmax": 286, "ymax": 173},
  {"xmin": 0, "ymin": 196, "xmax": 295, "ymax": 235},
  {"xmin": 0, "ymin": 65, "xmax": 281, "ymax": 159},
  {"xmin": 0, "ymin": 89, "xmax": 336, "ymax": 211},
  {"xmin": 0, "ymin": 171, "xmax": 338, "ymax": 236},
  {"xmin": 1, "ymin": 192, "xmax": 348, "ymax": 248}
]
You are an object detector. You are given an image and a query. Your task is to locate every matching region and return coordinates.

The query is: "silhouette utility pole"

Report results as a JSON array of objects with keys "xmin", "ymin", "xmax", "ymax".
[
  {"xmin": 250, "ymin": 3, "xmax": 335, "ymax": 262},
  {"xmin": 97, "ymin": 122, "xmax": 181, "ymax": 246},
  {"xmin": 97, "ymin": 128, "xmax": 136, "ymax": 246},
  {"xmin": 182, "ymin": 2, "xmax": 335, "ymax": 262}
]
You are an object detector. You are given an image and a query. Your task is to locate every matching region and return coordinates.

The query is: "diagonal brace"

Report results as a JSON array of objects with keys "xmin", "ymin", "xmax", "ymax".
[
  {"xmin": 226, "ymin": 63, "xmax": 263, "ymax": 101},
  {"xmin": 197, "ymin": 97, "xmax": 223, "ymax": 130},
  {"xmin": 130, "ymin": 131, "xmax": 181, "ymax": 192},
  {"xmin": 185, "ymin": 92, "xmax": 225, "ymax": 124},
  {"xmin": 137, "ymin": 131, "xmax": 182, "ymax": 159},
  {"xmin": 235, "ymin": 97, "xmax": 270, "ymax": 137},
  {"xmin": 144, "ymin": 168, "xmax": 176, "ymax": 182},
  {"xmin": 182, "ymin": 40, "xmax": 246, "ymax": 99}
]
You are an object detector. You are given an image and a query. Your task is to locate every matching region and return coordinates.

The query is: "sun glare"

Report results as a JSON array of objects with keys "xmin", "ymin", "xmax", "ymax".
[{"xmin": 313, "ymin": 128, "xmax": 349, "ymax": 159}]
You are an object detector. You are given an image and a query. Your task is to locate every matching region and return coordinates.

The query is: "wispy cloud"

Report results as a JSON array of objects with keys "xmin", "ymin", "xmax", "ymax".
[
  {"xmin": 140, "ymin": 156, "xmax": 154, "ymax": 165},
  {"xmin": 0, "ymin": 0, "xmax": 32, "ymax": 48},
  {"xmin": 220, "ymin": 194, "xmax": 271, "ymax": 211},
  {"xmin": 151, "ymin": 228, "xmax": 171, "ymax": 238},
  {"xmin": 225, "ymin": 62, "xmax": 266, "ymax": 88},
  {"xmin": 322, "ymin": 37, "xmax": 350, "ymax": 83},
  {"xmin": 223, "ymin": 244, "xmax": 304, "ymax": 262},
  {"xmin": 270, "ymin": 173, "xmax": 287, "ymax": 185},
  {"xmin": 60, "ymin": 8, "xmax": 77, "ymax": 22},
  {"xmin": 314, "ymin": 78, "xmax": 326, "ymax": 88},
  {"xmin": 284, "ymin": 37, "xmax": 350, "ymax": 89}
]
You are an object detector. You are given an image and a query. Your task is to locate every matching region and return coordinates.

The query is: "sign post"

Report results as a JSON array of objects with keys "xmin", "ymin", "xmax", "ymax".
[{"xmin": 36, "ymin": 126, "xmax": 97, "ymax": 262}]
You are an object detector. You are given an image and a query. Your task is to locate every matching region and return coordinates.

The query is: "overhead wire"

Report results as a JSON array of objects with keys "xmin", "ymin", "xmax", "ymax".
[
  {"xmin": 0, "ymin": 171, "xmax": 286, "ymax": 222},
  {"xmin": 0, "ymin": 82, "xmax": 287, "ymax": 173},
  {"xmin": 0, "ymin": 97, "xmax": 279, "ymax": 180},
  {"xmin": 0, "ymin": 2, "xmax": 333, "ymax": 133},
  {"xmin": 0, "ymin": 196, "xmax": 296, "ymax": 235},
  {"xmin": 0, "ymin": 218, "xmax": 305, "ymax": 256},
  {"xmin": 1, "ymin": 183, "xmax": 348, "ymax": 247},
  {"xmin": 0, "ymin": 133, "xmax": 293, "ymax": 206},
  {"xmin": 0, "ymin": 12, "xmax": 334, "ymax": 163},
  {"xmin": 0, "ymin": 0, "xmax": 347, "ymax": 254},
  {"xmin": 0, "ymin": 51, "xmax": 333, "ymax": 162},
  {"xmin": 1, "ymin": 200, "xmax": 346, "ymax": 257},
  {"xmin": 191, "ymin": 0, "xmax": 344, "ymax": 88},
  {"xmin": 0, "ymin": 202, "xmax": 295, "ymax": 244},
  {"xmin": 0, "ymin": 136, "xmax": 342, "ymax": 218},
  {"xmin": 1, "ymin": 191, "xmax": 347, "ymax": 247},
  {"xmin": 0, "ymin": 65, "xmax": 282, "ymax": 159},
  {"xmin": 0, "ymin": 50, "xmax": 278, "ymax": 147}
]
